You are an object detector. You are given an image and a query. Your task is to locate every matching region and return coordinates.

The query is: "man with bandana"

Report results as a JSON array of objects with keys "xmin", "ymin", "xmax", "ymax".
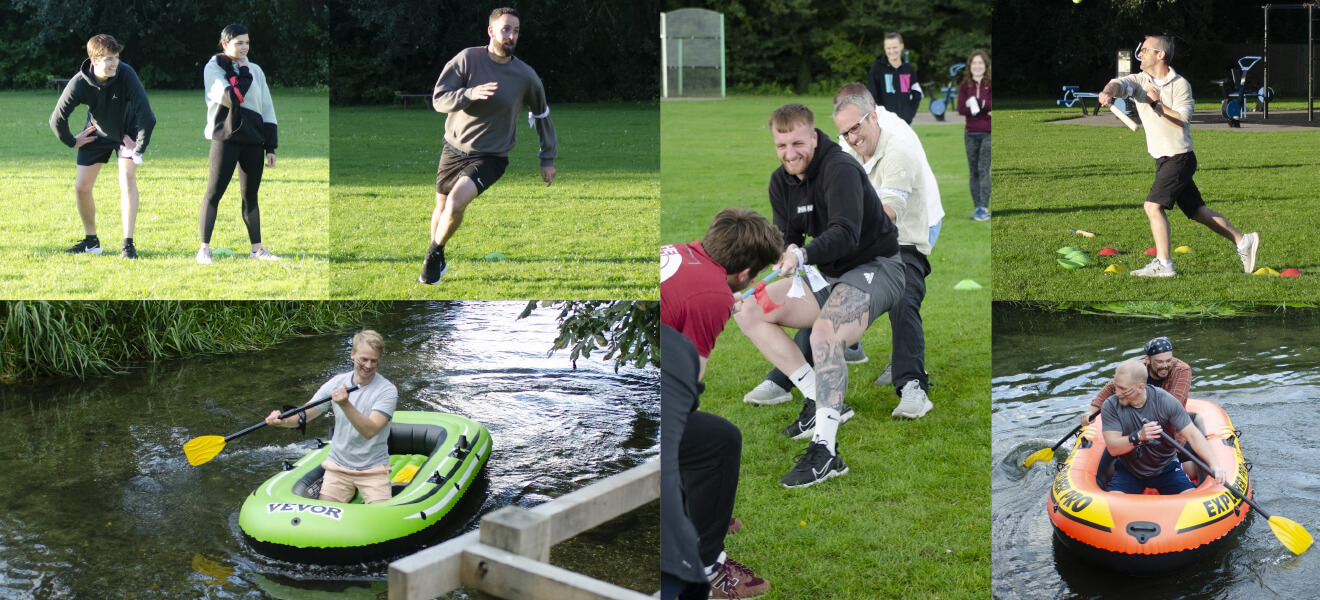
[{"xmin": 1083, "ymin": 336, "xmax": 1203, "ymax": 479}]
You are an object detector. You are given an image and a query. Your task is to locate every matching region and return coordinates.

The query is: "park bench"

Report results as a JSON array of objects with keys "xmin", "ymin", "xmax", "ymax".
[
  {"xmin": 49, "ymin": 77, "xmax": 70, "ymax": 93},
  {"xmin": 396, "ymin": 93, "xmax": 430, "ymax": 109},
  {"xmin": 1058, "ymin": 85, "xmax": 1101, "ymax": 115}
]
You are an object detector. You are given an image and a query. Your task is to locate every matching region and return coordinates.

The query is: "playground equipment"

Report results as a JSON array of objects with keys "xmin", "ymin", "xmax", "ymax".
[
  {"xmin": 1211, "ymin": 56, "xmax": 1273, "ymax": 127},
  {"xmin": 661, "ymin": 8, "xmax": 725, "ymax": 99},
  {"xmin": 928, "ymin": 63, "xmax": 966, "ymax": 121}
]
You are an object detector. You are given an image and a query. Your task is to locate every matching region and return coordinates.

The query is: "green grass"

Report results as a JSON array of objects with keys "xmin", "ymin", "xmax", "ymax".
[
  {"xmin": 0, "ymin": 89, "xmax": 329, "ymax": 299},
  {"xmin": 992, "ymin": 100, "xmax": 1320, "ymax": 300},
  {"xmin": 328, "ymin": 102, "xmax": 658, "ymax": 299},
  {"xmin": 662, "ymin": 96, "xmax": 990, "ymax": 599}
]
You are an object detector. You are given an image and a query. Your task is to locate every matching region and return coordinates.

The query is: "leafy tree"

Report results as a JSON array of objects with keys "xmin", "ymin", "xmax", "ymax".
[{"xmin": 520, "ymin": 301, "xmax": 659, "ymax": 370}]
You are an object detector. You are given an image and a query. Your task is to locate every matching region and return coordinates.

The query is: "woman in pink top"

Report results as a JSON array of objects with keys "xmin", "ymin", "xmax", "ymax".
[{"xmin": 958, "ymin": 50, "xmax": 992, "ymax": 221}]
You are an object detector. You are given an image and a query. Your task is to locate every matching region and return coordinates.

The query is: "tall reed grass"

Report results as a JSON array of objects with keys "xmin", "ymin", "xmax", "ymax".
[
  {"xmin": 0, "ymin": 301, "xmax": 388, "ymax": 383},
  {"xmin": 1004, "ymin": 301, "xmax": 1319, "ymax": 318}
]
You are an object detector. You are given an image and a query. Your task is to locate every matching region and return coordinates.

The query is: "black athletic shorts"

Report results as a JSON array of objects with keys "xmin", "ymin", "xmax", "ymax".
[
  {"xmin": 76, "ymin": 136, "xmax": 134, "ymax": 166},
  {"xmin": 435, "ymin": 146, "xmax": 508, "ymax": 196},
  {"xmin": 1146, "ymin": 152, "xmax": 1206, "ymax": 219}
]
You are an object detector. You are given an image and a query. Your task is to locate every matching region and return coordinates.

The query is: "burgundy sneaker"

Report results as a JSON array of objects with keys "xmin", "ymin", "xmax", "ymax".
[
  {"xmin": 709, "ymin": 556, "xmax": 769, "ymax": 599},
  {"xmin": 727, "ymin": 517, "xmax": 743, "ymax": 535}
]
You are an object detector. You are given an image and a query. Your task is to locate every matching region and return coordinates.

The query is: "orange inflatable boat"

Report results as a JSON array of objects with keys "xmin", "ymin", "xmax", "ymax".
[{"xmin": 1048, "ymin": 398, "xmax": 1253, "ymax": 575}]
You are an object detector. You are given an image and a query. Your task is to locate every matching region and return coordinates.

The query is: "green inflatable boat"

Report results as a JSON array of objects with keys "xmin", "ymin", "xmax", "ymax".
[{"xmin": 238, "ymin": 411, "xmax": 491, "ymax": 564}]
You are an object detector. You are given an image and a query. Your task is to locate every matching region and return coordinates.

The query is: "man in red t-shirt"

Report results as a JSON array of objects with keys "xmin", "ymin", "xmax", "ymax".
[{"xmin": 662, "ymin": 207, "xmax": 782, "ymax": 379}]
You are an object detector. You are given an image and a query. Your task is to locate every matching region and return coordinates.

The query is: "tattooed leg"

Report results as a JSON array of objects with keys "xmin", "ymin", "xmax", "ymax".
[{"xmin": 810, "ymin": 283, "xmax": 871, "ymax": 413}]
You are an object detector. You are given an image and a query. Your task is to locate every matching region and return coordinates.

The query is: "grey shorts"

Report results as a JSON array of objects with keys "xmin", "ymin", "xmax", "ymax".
[{"xmin": 811, "ymin": 254, "xmax": 906, "ymax": 327}]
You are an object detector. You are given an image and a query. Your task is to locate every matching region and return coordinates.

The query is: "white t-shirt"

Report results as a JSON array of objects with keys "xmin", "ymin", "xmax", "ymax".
[{"xmin": 312, "ymin": 371, "xmax": 398, "ymax": 469}]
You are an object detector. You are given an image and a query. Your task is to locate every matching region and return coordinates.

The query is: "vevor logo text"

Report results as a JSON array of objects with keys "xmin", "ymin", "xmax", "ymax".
[{"xmin": 267, "ymin": 503, "xmax": 344, "ymax": 520}]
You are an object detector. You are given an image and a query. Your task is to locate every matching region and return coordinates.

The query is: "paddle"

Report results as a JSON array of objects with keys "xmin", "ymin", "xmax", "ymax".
[
  {"xmin": 183, "ymin": 385, "xmax": 359, "ymax": 466},
  {"xmin": 1158, "ymin": 429, "xmax": 1313, "ymax": 555},
  {"xmin": 1023, "ymin": 408, "xmax": 1100, "ymax": 468}
]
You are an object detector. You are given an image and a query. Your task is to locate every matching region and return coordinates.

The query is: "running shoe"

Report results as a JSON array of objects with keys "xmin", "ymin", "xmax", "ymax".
[
  {"xmin": 121, "ymin": 242, "xmax": 138, "ymax": 259},
  {"xmin": 708, "ymin": 556, "xmax": 770, "ymax": 599},
  {"xmin": 250, "ymin": 246, "xmax": 281, "ymax": 260},
  {"xmin": 781, "ymin": 440, "xmax": 848, "ymax": 488},
  {"xmin": 727, "ymin": 517, "xmax": 742, "ymax": 535},
  {"xmin": 971, "ymin": 207, "xmax": 991, "ymax": 221},
  {"xmin": 892, "ymin": 379, "xmax": 933, "ymax": 419},
  {"xmin": 1236, "ymin": 232, "xmax": 1259, "ymax": 274},
  {"xmin": 196, "ymin": 247, "xmax": 213, "ymax": 265},
  {"xmin": 844, "ymin": 341, "xmax": 867, "ymax": 364},
  {"xmin": 780, "ymin": 400, "xmax": 854, "ymax": 440},
  {"xmin": 65, "ymin": 238, "xmax": 102, "ymax": 254},
  {"xmin": 1130, "ymin": 258, "xmax": 1177, "ymax": 278},
  {"xmin": 743, "ymin": 380, "xmax": 791, "ymax": 405},
  {"xmin": 873, "ymin": 358, "xmax": 893, "ymax": 386},
  {"xmin": 418, "ymin": 246, "xmax": 448, "ymax": 285}
]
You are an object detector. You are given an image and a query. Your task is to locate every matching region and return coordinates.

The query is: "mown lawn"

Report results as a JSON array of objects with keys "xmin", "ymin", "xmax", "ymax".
[
  {"xmin": 662, "ymin": 96, "xmax": 990, "ymax": 599},
  {"xmin": 0, "ymin": 89, "xmax": 329, "ymax": 299},
  {"xmin": 328, "ymin": 102, "xmax": 659, "ymax": 299}
]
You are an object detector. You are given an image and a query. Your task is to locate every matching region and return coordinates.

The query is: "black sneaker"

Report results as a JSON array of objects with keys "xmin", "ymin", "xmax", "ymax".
[
  {"xmin": 418, "ymin": 246, "xmax": 448, "ymax": 285},
  {"xmin": 780, "ymin": 400, "xmax": 855, "ymax": 440},
  {"xmin": 781, "ymin": 441, "xmax": 848, "ymax": 488},
  {"xmin": 66, "ymin": 238, "xmax": 102, "ymax": 254},
  {"xmin": 121, "ymin": 243, "xmax": 138, "ymax": 259}
]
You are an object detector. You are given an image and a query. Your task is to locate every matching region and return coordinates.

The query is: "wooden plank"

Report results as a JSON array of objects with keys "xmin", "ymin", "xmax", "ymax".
[
  {"xmin": 530, "ymin": 460, "xmax": 658, "ymax": 546},
  {"xmin": 388, "ymin": 530, "xmax": 478, "ymax": 600},
  {"xmin": 462, "ymin": 543, "xmax": 653, "ymax": 600},
  {"xmin": 480, "ymin": 505, "xmax": 552, "ymax": 562}
]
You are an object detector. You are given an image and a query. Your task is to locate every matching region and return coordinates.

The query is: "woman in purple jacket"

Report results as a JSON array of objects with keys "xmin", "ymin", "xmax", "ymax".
[{"xmin": 958, "ymin": 50, "xmax": 992, "ymax": 221}]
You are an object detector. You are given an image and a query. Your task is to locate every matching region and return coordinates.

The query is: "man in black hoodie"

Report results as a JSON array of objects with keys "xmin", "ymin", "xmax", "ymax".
[
  {"xmin": 49, "ymin": 34, "xmax": 156, "ymax": 259},
  {"xmin": 733, "ymin": 103, "xmax": 905, "ymax": 489},
  {"xmin": 866, "ymin": 32, "xmax": 923, "ymax": 125}
]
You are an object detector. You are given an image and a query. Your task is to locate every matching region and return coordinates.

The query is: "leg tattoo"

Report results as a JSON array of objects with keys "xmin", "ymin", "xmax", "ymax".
[{"xmin": 812, "ymin": 285, "xmax": 871, "ymax": 412}]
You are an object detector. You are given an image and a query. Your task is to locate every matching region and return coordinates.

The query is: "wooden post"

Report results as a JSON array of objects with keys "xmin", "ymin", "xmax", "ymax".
[
  {"xmin": 531, "ymin": 460, "xmax": 659, "ymax": 546},
  {"xmin": 388, "ymin": 530, "xmax": 478, "ymax": 600},
  {"xmin": 481, "ymin": 505, "xmax": 553, "ymax": 562},
  {"xmin": 462, "ymin": 543, "xmax": 653, "ymax": 600}
]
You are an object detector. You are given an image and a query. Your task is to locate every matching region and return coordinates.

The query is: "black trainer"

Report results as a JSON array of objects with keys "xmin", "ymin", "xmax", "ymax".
[
  {"xmin": 418, "ymin": 246, "xmax": 448, "ymax": 285},
  {"xmin": 780, "ymin": 399, "xmax": 855, "ymax": 440},
  {"xmin": 781, "ymin": 441, "xmax": 848, "ymax": 488},
  {"xmin": 66, "ymin": 238, "xmax": 102, "ymax": 255},
  {"xmin": 121, "ymin": 242, "xmax": 138, "ymax": 259}
]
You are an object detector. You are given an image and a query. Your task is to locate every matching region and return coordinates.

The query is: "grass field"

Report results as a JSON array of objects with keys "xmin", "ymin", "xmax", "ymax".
[
  {"xmin": 992, "ymin": 98, "xmax": 1320, "ymax": 300},
  {"xmin": 662, "ymin": 96, "xmax": 990, "ymax": 599},
  {"xmin": 328, "ymin": 102, "xmax": 658, "ymax": 299},
  {"xmin": 0, "ymin": 89, "xmax": 329, "ymax": 299}
]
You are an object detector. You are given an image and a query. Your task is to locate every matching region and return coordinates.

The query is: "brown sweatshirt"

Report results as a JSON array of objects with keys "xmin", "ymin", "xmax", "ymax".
[{"xmin": 432, "ymin": 47, "xmax": 556, "ymax": 166}]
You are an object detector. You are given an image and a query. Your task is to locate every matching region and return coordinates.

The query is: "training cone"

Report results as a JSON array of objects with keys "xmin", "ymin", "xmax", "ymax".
[
  {"xmin": 1253, "ymin": 267, "xmax": 1281, "ymax": 276},
  {"xmin": 1056, "ymin": 246, "xmax": 1078, "ymax": 255},
  {"xmin": 1104, "ymin": 264, "xmax": 1128, "ymax": 274},
  {"xmin": 1098, "ymin": 248, "xmax": 1119, "ymax": 256},
  {"xmin": 482, "ymin": 252, "xmax": 508, "ymax": 261},
  {"xmin": 1145, "ymin": 247, "xmax": 1157, "ymax": 255},
  {"xmin": 1058, "ymin": 259, "xmax": 1084, "ymax": 269},
  {"xmin": 1174, "ymin": 246, "xmax": 1191, "ymax": 254},
  {"xmin": 954, "ymin": 279, "xmax": 982, "ymax": 290},
  {"xmin": 1280, "ymin": 268, "xmax": 1302, "ymax": 277},
  {"xmin": 1066, "ymin": 252, "xmax": 1093, "ymax": 265}
]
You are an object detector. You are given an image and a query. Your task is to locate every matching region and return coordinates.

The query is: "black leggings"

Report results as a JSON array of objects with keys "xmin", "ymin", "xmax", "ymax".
[{"xmin": 200, "ymin": 139, "xmax": 264, "ymax": 244}]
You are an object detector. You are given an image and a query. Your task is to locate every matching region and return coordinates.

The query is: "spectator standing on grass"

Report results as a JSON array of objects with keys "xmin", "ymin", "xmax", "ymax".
[
  {"xmin": 1097, "ymin": 35, "xmax": 1259, "ymax": 278},
  {"xmin": 49, "ymin": 34, "xmax": 156, "ymax": 259},
  {"xmin": 197, "ymin": 24, "xmax": 281, "ymax": 264},
  {"xmin": 866, "ymin": 32, "xmax": 923, "ymax": 125},
  {"xmin": 421, "ymin": 7, "xmax": 557, "ymax": 285},
  {"xmin": 958, "ymin": 49, "xmax": 992, "ymax": 222}
]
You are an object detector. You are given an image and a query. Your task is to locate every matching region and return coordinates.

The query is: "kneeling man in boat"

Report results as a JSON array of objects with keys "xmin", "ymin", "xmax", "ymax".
[
  {"xmin": 1100, "ymin": 360, "xmax": 1224, "ymax": 494},
  {"xmin": 265, "ymin": 329, "xmax": 398, "ymax": 504}
]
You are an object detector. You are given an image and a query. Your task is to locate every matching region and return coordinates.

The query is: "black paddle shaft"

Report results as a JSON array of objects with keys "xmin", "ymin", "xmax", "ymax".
[
  {"xmin": 1155, "ymin": 430, "xmax": 1268, "ymax": 519},
  {"xmin": 223, "ymin": 385, "xmax": 360, "ymax": 442},
  {"xmin": 1051, "ymin": 408, "xmax": 1102, "ymax": 452}
]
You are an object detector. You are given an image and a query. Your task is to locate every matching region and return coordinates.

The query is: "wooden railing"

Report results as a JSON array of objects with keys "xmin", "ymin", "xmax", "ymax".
[{"xmin": 389, "ymin": 460, "xmax": 659, "ymax": 600}]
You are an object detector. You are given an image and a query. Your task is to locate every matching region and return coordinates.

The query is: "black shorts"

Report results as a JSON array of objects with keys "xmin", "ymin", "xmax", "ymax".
[
  {"xmin": 76, "ymin": 137, "xmax": 131, "ymax": 166},
  {"xmin": 1146, "ymin": 152, "xmax": 1206, "ymax": 219},
  {"xmin": 435, "ymin": 146, "xmax": 508, "ymax": 196}
]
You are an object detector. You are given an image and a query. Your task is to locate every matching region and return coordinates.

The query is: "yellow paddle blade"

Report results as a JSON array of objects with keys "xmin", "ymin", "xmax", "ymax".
[
  {"xmin": 393, "ymin": 464, "xmax": 421, "ymax": 484},
  {"xmin": 1023, "ymin": 447, "xmax": 1054, "ymax": 468},
  {"xmin": 183, "ymin": 435, "xmax": 227, "ymax": 466},
  {"xmin": 1269, "ymin": 516, "xmax": 1314, "ymax": 555}
]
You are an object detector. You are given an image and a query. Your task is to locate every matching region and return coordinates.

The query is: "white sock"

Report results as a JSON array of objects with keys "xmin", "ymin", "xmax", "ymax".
[
  {"xmin": 813, "ymin": 406, "xmax": 841, "ymax": 454},
  {"xmin": 705, "ymin": 551, "xmax": 727, "ymax": 579},
  {"xmin": 789, "ymin": 364, "xmax": 816, "ymax": 401},
  {"xmin": 1158, "ymin": 258, "xmax": 1173, "ymax": 267}
]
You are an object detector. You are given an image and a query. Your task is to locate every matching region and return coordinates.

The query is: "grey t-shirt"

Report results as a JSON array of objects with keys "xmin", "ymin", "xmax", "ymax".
[
  {"xmin": 432, "ymin": 46, "xmax": 557, "ymax": 165},
  {"xmin": 313, "ymin": 371, "xmax": 398, "ymax": 470},
  {"xmin": 1101, "ymin": 385, "xmax": 1192, "ymax": 478}
]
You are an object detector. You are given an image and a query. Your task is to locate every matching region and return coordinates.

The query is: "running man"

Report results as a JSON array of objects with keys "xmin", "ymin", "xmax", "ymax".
[
  {"xmin": 1097, "ymin": 35, "xmax": 1259, "ymax": 277},
  {"xmin": 421, "ymin": 7, "xmax": 557, "ymax": 284},
  {"xmin": 49, "ymin": 34, "xmax": 156, "ymax": 259}
]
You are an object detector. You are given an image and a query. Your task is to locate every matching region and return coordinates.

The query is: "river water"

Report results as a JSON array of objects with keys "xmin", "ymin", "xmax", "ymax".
[
  {"xmin": 0, "ymin": 301, "xmax": 659, "ymax": 599},
  {"xmin": 991, "ymin": 306, "xmax": 1320, "ymax": 600}
]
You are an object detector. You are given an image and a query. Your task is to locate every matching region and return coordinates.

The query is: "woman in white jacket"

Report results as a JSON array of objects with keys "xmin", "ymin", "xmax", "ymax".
[{"xmin": 197, "ymin": 24, "xmax": 279, "ymax": 264}]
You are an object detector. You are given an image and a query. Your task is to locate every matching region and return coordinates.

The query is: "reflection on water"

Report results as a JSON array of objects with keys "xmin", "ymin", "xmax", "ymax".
[
  {"xmin": 991, "ymin": 307, "xmax": 1320, "ymax": 600},
  {"xmin": 0, "ymin": 302, "xmax": 658, "ymax": 599}
]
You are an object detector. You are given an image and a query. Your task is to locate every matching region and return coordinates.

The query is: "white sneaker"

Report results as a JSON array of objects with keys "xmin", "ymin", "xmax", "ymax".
[
  {"xmin": 1237, "ymin": 232, "xmax": 1259, "ymax": 274},
  {"xmin": 892, "ymin": 380, "xmax": 933, "ymax": 419},
  {"xmin": 196, "ymin": 247, "xmax": 213, "ymax": 265},
  {"xmin": 1130, "ymin": 258, "xmax": 1176, "ymax": 278},
  {"xmin": 873, "ymin": 357, "xmax": 893, "ymax": 386},
  {"xmin": 743, "ymin": 380, "xmax": 791, "ymax": 405},
  {"xmin": 250, "ymin": 246, "xmax": 281, "ymax": 260}
]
